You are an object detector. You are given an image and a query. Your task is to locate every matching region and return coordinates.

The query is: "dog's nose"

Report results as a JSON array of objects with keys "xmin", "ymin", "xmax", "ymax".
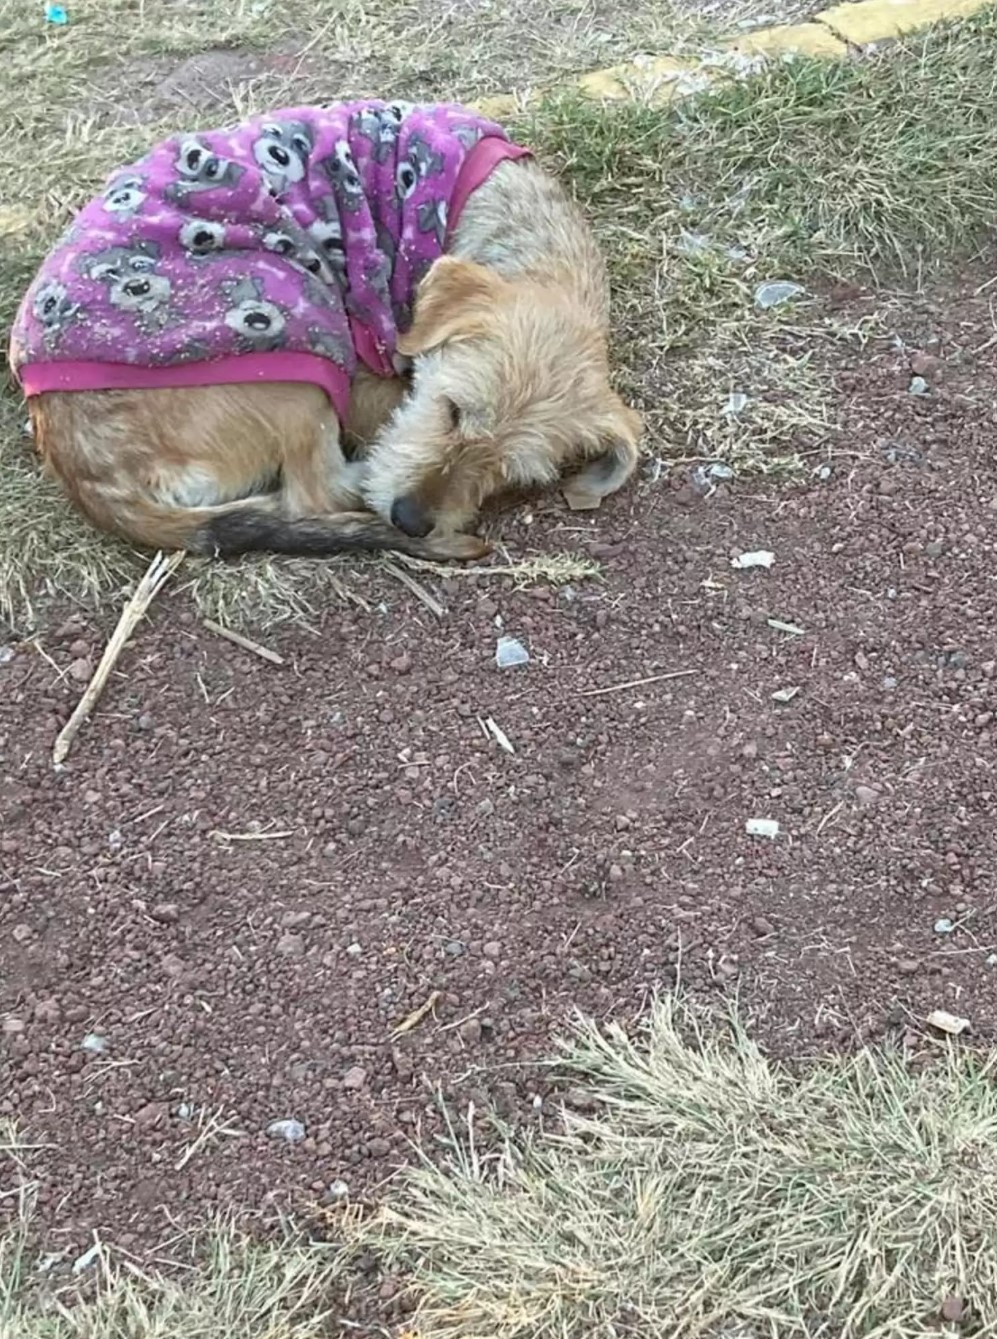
[{"xmin": 390, "ymin": 495, "xmax": 432, "ymax": 539}]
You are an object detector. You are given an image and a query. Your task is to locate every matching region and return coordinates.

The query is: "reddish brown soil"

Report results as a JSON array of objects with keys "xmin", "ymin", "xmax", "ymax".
[{"xmin": 2, "ymin": 277, "xmax": 997, "ymax": 1276}]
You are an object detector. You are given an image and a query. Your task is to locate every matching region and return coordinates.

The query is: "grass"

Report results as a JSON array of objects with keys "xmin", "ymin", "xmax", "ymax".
[
  {"xmin": 3, "ymin": 6, "xmax": 997, "ymax": 627},
  {"xmin": 7, "ymin": 1001, "xmax": 997, "ymax": 1338},
  {"xmin": 358, "ymin": 995, "xmax": 997, "ymax": 1338},
  {"xmin": 519, "ymin": 10, "xmax": 997, "ymax": 470},
  {"xmin": 0, "ymin": 1121, "xmax": 345, "ymax": 1339}
]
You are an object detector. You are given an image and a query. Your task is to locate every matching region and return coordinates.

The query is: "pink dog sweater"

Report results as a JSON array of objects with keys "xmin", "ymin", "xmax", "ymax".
[{"xmin": 10, "ymin": 102, "xmax": 530, "ymax": 419}]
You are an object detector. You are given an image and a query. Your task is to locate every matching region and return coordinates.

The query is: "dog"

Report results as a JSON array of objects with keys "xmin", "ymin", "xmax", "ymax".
[{"xmin": 9, "ymin": 101, "xmax": 642, "ymax": 562}]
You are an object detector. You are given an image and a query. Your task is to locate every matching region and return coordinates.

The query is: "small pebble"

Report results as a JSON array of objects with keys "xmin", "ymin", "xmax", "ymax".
[
  {"xmin": 458, "ymin": 1017, "xmax": 482, "ymax": 1044},
  {"xmin": 496, "ymin": 636, "xmax": 529, "ymax": 669},
  {"xmin": 343, "ymin": 1065, "xmax": 368, "ymax": 1090},
  {"xmin": 940, "ymin": 1295, "xmax": 965, "ymax": 1324},
  {"xmin": 267, "ymin": 1118, "xmax": 306, "ymax": 1143},
  {"xmin": 345, "ymin": 942, "xmax": 362, "ymax": 957},
  {"xmin": 854, "ymin": 785, "xmax": 879, "ymax": 808}
]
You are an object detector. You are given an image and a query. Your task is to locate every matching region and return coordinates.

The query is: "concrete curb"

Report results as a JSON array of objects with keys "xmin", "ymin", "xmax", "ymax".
[{"xmin": 476, "ymin": 0, "xmax": 991, "ymax": 118}]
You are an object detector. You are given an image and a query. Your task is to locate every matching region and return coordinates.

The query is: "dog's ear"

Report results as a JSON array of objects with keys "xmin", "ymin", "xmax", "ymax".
[
  {"xmin": 397, "ymin": 256, "xmax": 506, "ymax": 356},
  {"xmin": 564, "ymin": 393, "xmax": 644, "ymax": 511}
]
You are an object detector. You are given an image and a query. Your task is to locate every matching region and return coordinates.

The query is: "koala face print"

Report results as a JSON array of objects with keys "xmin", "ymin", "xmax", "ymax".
[
  {"xmin": 307, "ymin": 217, "xmax": 347, "ymax": 276},
  {"xmin": 452, "ymin": 123, "xmax": 483, "ymax": 151},
  {"xmin": 262, "ymin": 228, "xmax": 298, "ymax": 259},
  {"xmin": 109, "ymin": 271, "xmax": 172, "ymax": 317},
  {"xmin": 262, "ymin": 228, "xmax": 327, "ymax": 281},
  {"xmin": 103, "ymin": 173, "xmax": 147, "ymax": 220},
  {"xmin": 353, "ymin": 103, "xmax": 412, "ymax": 163},
  {"xmin": 82, "ymin": 241, "xmax": 173, "ymax": 329},
  {"xmin": 416, "ymin": 197, "xmax": 448, "ymax": 248},
  {"xmin": 324, "ymin": 141, "xmax": 364, "ymax": 213},
  {"xmin": 405, "ymin": 132, "xmax": 446, "ymax": 181},
  {"xmin": 179, "ymin": 218, "xmax": 227, "ymax": 256},
  {"xmin": 396, "ymin": 158, "xmax": 418, "ymax": 201},
  {"xmin": 32, "ymin": 280, "xmax": 81, "ymax": 347},
  {"xmin": 222, "ymin": 277, "xmax": 287, "ymax": 352},
  {"xmin": 253, "ymin": 119, "xmax": 314, "ymax": 195},
  {"xmin": 166, "ymin": 138, "xmax": 245, "ymax": 201},
  {"xmin": 307, "ymin": 325, "xmax": 351, "ymax": 368},
  {"xmin": 351, "ymin": 109, "xmax": 383, "ymax": 149}
]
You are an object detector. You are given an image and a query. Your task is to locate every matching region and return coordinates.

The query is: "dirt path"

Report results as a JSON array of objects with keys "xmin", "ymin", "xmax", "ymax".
[{"xmin": 3, "ymin": 275, "xmax": 996, "ymax": 1271}]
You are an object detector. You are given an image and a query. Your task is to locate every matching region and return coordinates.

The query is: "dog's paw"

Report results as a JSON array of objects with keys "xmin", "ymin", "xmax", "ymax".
[{"xmin": 423, "ymin": 532, "xmax": 492, "ymax": 562}]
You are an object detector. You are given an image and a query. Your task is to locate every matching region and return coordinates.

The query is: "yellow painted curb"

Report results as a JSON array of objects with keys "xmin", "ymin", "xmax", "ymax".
[
  {"xmin": 722, "ymin": 20, "xmax": 847, "ymax": 57},
  {"xmin": 815, "ymin": 0, "xmax": 990, "ymax": 42},
  {"xmin": 574, "ymin": 55, "xmax": 692, "ymax": 102},
  {"xmin": 474, "ymin": 0, "xmax": 992, "ymax": 119}
]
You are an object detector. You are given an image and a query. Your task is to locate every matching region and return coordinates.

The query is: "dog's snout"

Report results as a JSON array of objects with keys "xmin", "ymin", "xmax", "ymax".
[{"xmin": 390, "ymin": 495, "xmax": 432, "ymax": 539}]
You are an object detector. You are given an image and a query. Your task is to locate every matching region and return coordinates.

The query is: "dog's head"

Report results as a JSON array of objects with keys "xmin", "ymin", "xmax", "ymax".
[{"xmin": 361, "ymin": 256, "xmax": 642, "ymax": 541}]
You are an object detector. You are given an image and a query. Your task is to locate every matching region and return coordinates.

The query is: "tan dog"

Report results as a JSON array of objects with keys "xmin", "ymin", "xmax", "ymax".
[{"xmin": 14, "ymin": 109, "xmax": 641, "ymax": 562}]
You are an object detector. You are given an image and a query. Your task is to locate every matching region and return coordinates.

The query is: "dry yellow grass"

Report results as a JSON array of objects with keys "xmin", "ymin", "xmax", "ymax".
[{"xmin": 360, "ymin": 996, "xmax": 997, "ymax": 1337}]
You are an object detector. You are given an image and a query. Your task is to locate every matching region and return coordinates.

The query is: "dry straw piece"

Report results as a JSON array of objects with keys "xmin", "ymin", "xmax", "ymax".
[{"xmin": 52, "ymin": 550, "xmax": 184, "ymax": 765}]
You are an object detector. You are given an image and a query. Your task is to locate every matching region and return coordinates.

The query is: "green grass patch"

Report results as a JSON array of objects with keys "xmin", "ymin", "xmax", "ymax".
[{"xmin": 530, "ymin": 9, "xmax": 997, "ymax": 276}]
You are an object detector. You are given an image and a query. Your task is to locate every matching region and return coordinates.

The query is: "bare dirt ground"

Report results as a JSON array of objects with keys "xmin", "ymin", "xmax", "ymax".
[{"xmin": 3, "ymin": 271, "xmax": 996, "ymax": 1282}]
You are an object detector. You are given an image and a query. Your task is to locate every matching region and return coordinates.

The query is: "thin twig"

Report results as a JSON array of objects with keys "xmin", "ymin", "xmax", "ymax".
[
  {"xmin": 577, "ymin": 669, "xmax": 696, "ymax": 697},
  {"xmin": 202, "ymin": 618, "xmax": 284, "ymax": 665},
  {"xmin": 210, "ymin": 828, "xmax": 294, "ymax": 843},
  {"xmin": 53, "ymin": 551, "xmax": 184, "ymax": 766},
  {"xmin": 390, "ymin": 990, "xmax": 442, "ymax": 1039},
  {"xmin": 381, "ymin": 559, "xmax": 447, "ymax": 618}
]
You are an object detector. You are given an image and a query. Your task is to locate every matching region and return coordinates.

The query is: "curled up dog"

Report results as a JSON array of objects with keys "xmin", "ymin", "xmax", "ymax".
[{"xmin": 9, "ymin": 101, "xmax": 643, "ymax": 562}]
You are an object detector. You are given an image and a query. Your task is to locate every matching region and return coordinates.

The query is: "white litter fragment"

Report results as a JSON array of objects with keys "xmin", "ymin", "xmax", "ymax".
[
  {"xmin": 933, "ymin": 917, "xmax": 955, "ymax": 935},
  {"xmin": 927, "ymin": 1009, "xmax": 970, "ymax": 1036},
  {"xmin": 267, "ymin": 1118, "xmax": 306, "ymax": 1143},
  {"xmin": 496, "ymin": 636, "xmax": 529, "ymax": 669},
  {"xmin": 731, "ymin": 550, "xmax": 775, "ymax": 570},
  {"xmin": 755, "ymin": 280, "xmax": 805, "ymax": 310},
  {"xmin": 745, "ymin": 818, "xmax": 780, "ymax": 839},
  {"xmin": 484, "ymin": 717, "xmax": 516, "ymax": 755},
  {"xmin": 72, "ymin": 1243, "xmax": 102, "ymax": 1275},
  {"xmin": 767, "ymin": 618, "xmax": 805, "ymax": 636},
  {"xmin": 724, "ymin": 391, "xmax": 749, "ymax": 416},
  {"xmin": 771, "ymin": 686, "xmax": 800, "ymax": 703}
]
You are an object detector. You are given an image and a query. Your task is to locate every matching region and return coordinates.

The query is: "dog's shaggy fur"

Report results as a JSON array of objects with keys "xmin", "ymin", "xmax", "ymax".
[{"xmin": 24, "ymin": 154, "xmax": 642, "ymax": 562}]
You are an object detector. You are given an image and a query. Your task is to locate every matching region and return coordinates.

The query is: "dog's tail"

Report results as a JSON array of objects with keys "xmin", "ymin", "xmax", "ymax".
[{"xmin": 111, "ymin": 495, "xmax": 489, "ymax": 562}]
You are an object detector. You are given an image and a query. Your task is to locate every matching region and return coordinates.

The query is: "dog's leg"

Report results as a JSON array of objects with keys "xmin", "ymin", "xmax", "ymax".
[
  {"xmin": 562, "ymin": 400, "xmax": 644, "ymax": 511},
  {"xmin": 280, "ymin": 403, "xmax": 366, "ymax": 515},
  {"xmin": 343, "ymin": 367, "xmax": 409, "ymax": 456}
]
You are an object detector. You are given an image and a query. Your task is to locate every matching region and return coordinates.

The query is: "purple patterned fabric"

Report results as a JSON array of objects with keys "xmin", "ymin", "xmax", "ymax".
[{"xmin": 10, "ymin": 101, "xmax": 529, "ymax": 416}]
